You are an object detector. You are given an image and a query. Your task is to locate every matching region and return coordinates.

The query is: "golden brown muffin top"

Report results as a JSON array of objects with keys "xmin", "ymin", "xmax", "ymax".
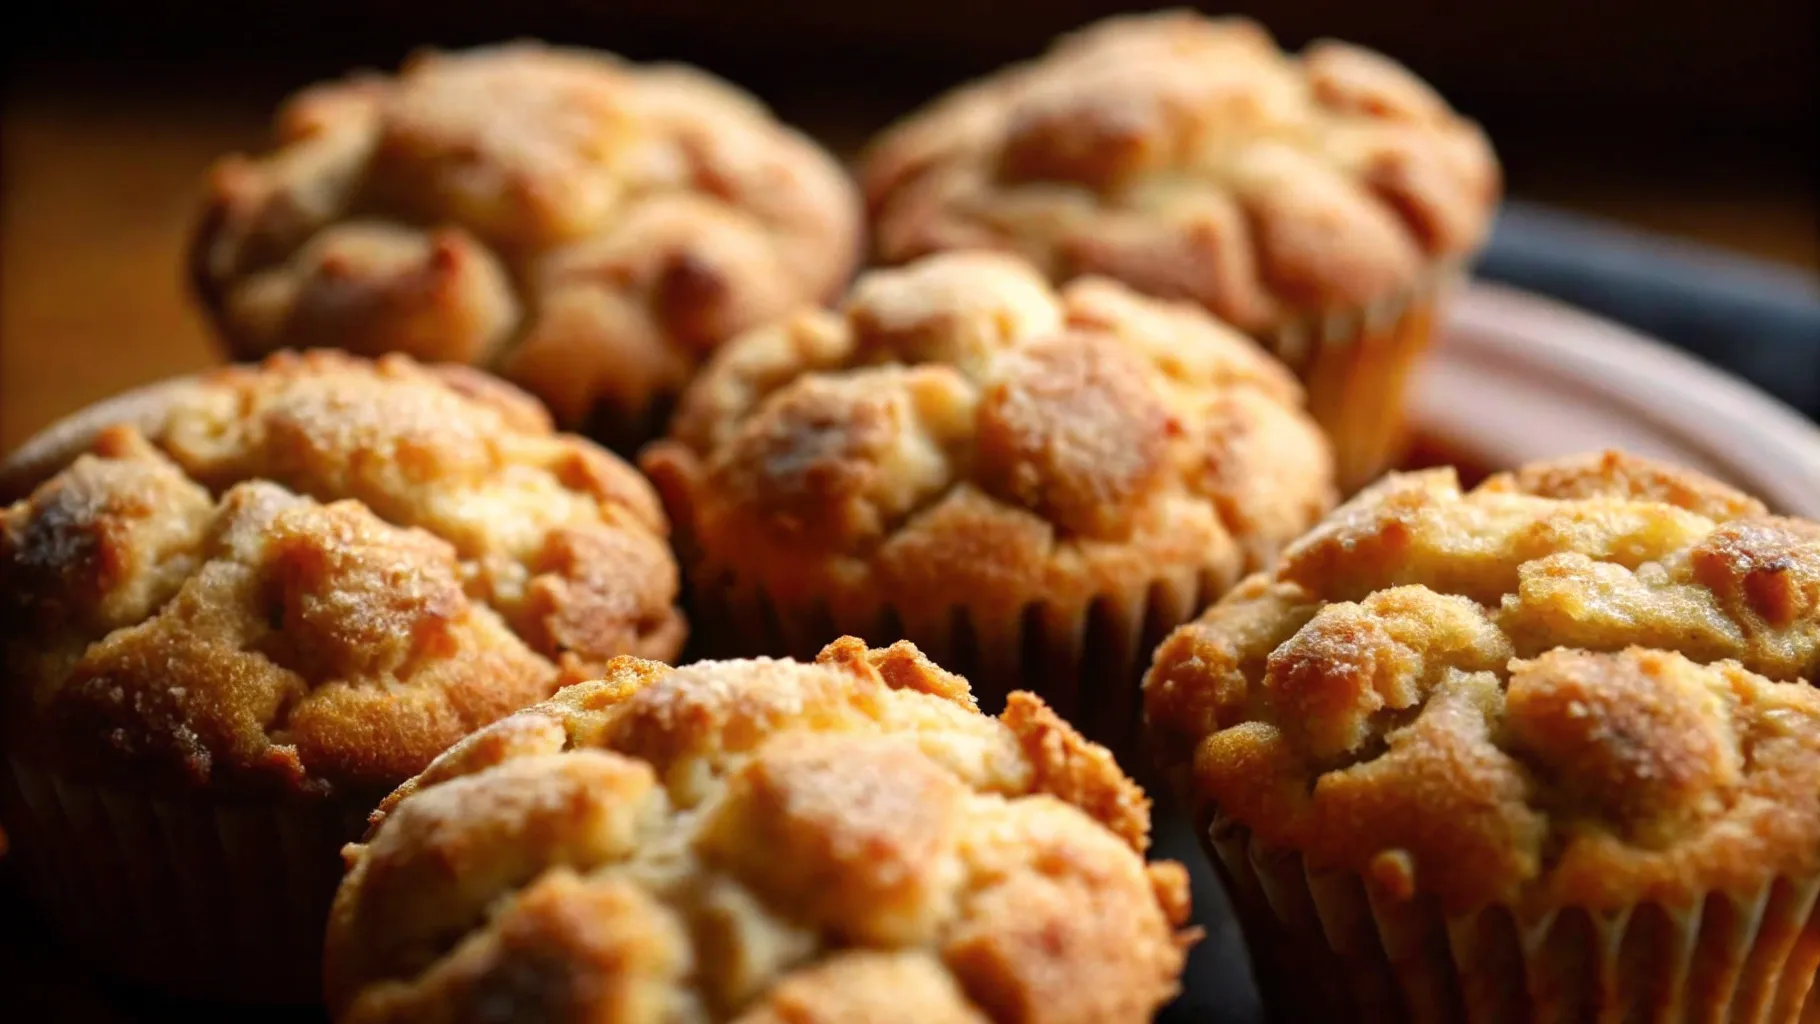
[
  {"xmin": 0, "ymin": 352, "xmax": 683, "ymax": 795},
  {"xmin": 643, "ymin": 251, "xmax": 1334, "ymax": 616},
  {"xmin": 864, "ymin": 12, "xmax": 1499, "ymax": 331},
  {"xmin": 1144, "ymin": 451, "xmax": 1820, "ymax": 913},
  {"xmin": 327, "ymin": 638, "xmax": 1194, "ymax": 1023},
  {"xmin": 192, "ymin": 42, "xmax": 860, "ymax": 428}
]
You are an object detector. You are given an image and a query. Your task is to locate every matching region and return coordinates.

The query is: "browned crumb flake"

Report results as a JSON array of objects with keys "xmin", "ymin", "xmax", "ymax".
[
  {"xmin": 1144, "ymin": 451, "xmax": 1820, "ymax": 913},
  {"xmin": 192, "ymin": 43, "xmax": 860, "ymax": 432},
  {"xmin": 643, "ymin": 251, "xmax": 1335, "ymax": 621},
  {"xmin": 327, "ymin": 639, "xmax": 1192, "ymax": 1023},
  {"xmin": 0, "ymin": 352, "xmax": 683, "ymax": 794},
  {"xmin": 863, "ymin": 12, "xmax": 1499, "ymax": 330}
]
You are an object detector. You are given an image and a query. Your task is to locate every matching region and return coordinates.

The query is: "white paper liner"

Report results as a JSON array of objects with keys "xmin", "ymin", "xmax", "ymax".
[
  {"xmin": 1260, "ymin": 271, "xmax": 1460, "ymax": 494},
  {"xmin": 1204, "ymin": 809, "xmax": 1820, "ymax": 1022}
]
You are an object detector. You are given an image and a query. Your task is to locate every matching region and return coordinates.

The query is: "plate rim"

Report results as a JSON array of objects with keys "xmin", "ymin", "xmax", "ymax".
[{"xmin": 1424, "ymin": 281, "xmax": 1820, "ymax": 516}]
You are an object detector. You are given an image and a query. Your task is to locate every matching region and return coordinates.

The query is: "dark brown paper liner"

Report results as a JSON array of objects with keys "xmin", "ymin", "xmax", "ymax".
[
  {"xmin": 578, "ymin": 388, "xmax": 680, "ymax": 460},
  {"xmin": 687, "ymin": 566, "xmax": 1212, "ymax": 767},
  {"xmin": 0, "ymin": 754, "xmax": 370, "ymax": 1004},
  {"xmin": 1262, "ymin": 274, "xmax": 1457, "ymax": 495},
  {"xmin": 1202, "ymin": 810, "xmax": 1820, "ymax": 1023}
]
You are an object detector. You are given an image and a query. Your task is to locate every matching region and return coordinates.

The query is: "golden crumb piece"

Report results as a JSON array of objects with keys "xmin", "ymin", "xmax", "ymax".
[
  {"xmin": 644, "ymin": 250, "xmax": 1334, "ymax": 632},
  {"xmin": 1504, "ymin": 648, "xmax": 1741, "ymax": 848},
  {"xmin": 0, "ymin": 352, "xmax": 683, "ymax": 795},
  {"xmin": 1481, "ymin": 449, "xmax": 1771, "ymax": 520},
  {"xmin": 327, "ymin": 640, "xmax": 1193, "ymax": 1023},
  {"xmin": 1144, "ymin": 451, "xmax": 1820, "ymax": 913},
  {"xmin": 192, "ymin": 42, "xmax": 860, "ymax": 444},
  {"xmin": 732, "ymin": 951, "xmax": 989, "ymax": 1024},
  {"xmin": 863, "ymin": 12, "xmax": 1499, "ymax": 330}
]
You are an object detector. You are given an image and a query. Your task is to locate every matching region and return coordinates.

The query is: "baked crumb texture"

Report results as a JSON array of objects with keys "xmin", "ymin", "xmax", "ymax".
[
  {"xmin": 1144, "ymin": 451, "xmax": 1820, "ymax": 1020},
  {"xmin": 643, "ymin": 251, "xmax": 1333, "ymax": 749},
  {"xmin": 863, "ymin": 11, "xmax": 1498, "ymax": 333},
  {"xmin": 864, "ymin": 12, "xmax": 1497, "ymax": 492},
  {"xmin": 327, "ymin": 638, "xmax": 1195, "ymax": 1023},
  {"xmin": 192, "ymin": 43, "xmax": 860, "ymax": 446},
  {"xmin": 0, "ymin": 351, "xmax": 683, "ymax": 796}
]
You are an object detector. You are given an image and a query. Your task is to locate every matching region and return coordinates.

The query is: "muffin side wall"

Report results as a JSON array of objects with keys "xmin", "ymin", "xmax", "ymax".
[
  {"xmin": 1, "ymin": 754, "xmax": 373, "ymax": 1003},
  {"xmin": 1262, "ymin": 269, "xmax": 1458, "ymax": 494},
  {"xmin": 1199, "ymin": 773, "xmax": 1820, "ymax": 1022},
  {"xmin": 687, "ymin": 564, "xmax": 1216, "ymax": 766}
]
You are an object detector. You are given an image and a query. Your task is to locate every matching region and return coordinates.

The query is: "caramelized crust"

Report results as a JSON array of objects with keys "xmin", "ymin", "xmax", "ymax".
[
  {"xmin": 0, "ymin": 352, "xmax": 683, "ymax": 794},
  {"xmin": 863, "ymin": 12, "xmax": 1499, "ymax": 329},
  {"xmin": 327, "ymin": 639, "xmax": 1194, "ymax": 1023},
  {"xmin": 192, "ymin": 43, "xmax": 860, "ymax": 438},
  {"xmin": 1144, "ymin": 451, "xmax": 1820, "ymax": 912},
  {"xmin": 643, "ymin": 251, "xmax": 1334, "ymax": 622}
]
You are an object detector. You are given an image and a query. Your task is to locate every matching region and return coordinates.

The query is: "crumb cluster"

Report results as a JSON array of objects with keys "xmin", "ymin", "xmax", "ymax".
[
  {"xmin": 328, "ymin": 639, "xmax": 1194, "ymax": 1022},
  {"xmin": 645, "ymin": 251, "xmax": 1334, "ymax": 621},
  {"xmin": 1146, "ymin": 452, "xmax": 1820, "ymax": 911},
  {"xmin": 193, "ymin": 44, "xmax": 860, "ymax": 437},
  {"xmin": 866, "ymin": 12, "xmax": 1499, "ymax": 328},
  {"xmin": 1, "ymin": 352, "xmax": 683, "ymax": 793}
]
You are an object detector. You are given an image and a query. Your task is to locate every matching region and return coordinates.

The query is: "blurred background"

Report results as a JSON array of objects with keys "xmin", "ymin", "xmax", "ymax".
[{"xmin": 3, "ymin": 0, "xmax": 1817, "ymax": 454}]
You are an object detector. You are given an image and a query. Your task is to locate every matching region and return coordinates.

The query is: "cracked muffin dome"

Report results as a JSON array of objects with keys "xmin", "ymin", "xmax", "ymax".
[
  {"xmin": 0, "ymin": 351, "xmax": 685, "ymax": 794},
  {"xmin": 326, "ymin": 637, "xmax": 1195, "ymax": 1023},
  {"xmin": 863, "ymin": 11, "xmax": 1499, "ymax": 332},
  {"xmin": 1144, "ymin": 451, "xmax": 1820, "ymax": 916},
  {"xmin": 190, "ymin": 42, "xmax": 861, "ymax": 446},
  {"xmin": 642, "ymin": 251, "xmax": 1333, "ymax": 750}
]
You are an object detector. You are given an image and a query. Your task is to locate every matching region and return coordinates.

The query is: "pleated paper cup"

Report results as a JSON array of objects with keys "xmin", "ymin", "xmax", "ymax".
[
  {"xmin": 686, "ymin": 565, "xmax": 1217, "ymax": 767},
  {"xmin": 1202, "ymin": 809, "xmax": 1820, "ymax": 1023},
  {"xmin": 1261, "ymin": 270, "xmax": 1460, "ymax": 494},
  {"xmin": 0, "ymin": 753, "xmax": 373, "ymax": 1004}
]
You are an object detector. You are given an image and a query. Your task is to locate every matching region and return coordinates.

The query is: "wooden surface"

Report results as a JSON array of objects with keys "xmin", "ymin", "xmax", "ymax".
[
  {"xmin": 1, "ymin": 88, "xmax": 240, "ymax": 451},
  {"xmin": 2, "ymin": 68, "xmax": 1817, "ymax": 454}
]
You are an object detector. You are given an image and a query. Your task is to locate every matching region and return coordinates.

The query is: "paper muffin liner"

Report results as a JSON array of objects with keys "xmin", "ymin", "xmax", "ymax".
[
  {"xmin": 0, "ymin": 753, "xmax": 372, "ymax": 1004},
  {"xmin": 1201, "ymin": 809, "xmax": 1820, "ymax": 1023},
  {"xmin": 1261, "ymin": 270, "xmax": 1459, "ymax": 495},
  {"xmin": 581, "ymin": 390, "xmax": 681, "ymax": 460},
  {"xmin": 686, "ymin": 564, "xmax": 1213, "ymax": 767}
]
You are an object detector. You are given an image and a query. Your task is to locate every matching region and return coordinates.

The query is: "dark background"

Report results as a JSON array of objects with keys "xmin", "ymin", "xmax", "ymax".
[
  {"xmin": 9, "ymin": 0, "xmax": 1819, "ymax": 119},
  {"xmin": 2, "ymin": 2, "xmax": 1818, "ymax": 1019},
  {"xmin": 10, "ymin": 0, "xmax": 1820, "ymax": 185}
]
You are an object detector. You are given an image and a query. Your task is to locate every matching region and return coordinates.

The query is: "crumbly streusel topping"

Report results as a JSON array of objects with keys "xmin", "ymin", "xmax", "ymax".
[
  {"xmin": 643, "ymin": 251, "xmax": 1334, "ymax": 616},
  {"xmin": 192, "ymin": 43, "xmax": 859, "ymax": 436},
  {"xmin": 1144, "ymin": 451, "xmax": 1820, "ymax": 911},
  {"xmin": 327, "ymin": 639, "xmax": 1193, "ymax": 1023},
  {"xmin": 0, "ymin": 352, "xmax": 683, "ymax": 793},
  {"xmin": 864, "ymin": 12, "xmax": 1499, "ymax": 330}
]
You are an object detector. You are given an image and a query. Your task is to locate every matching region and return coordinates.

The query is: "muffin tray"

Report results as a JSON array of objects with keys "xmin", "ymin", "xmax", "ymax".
[{"xmin": 6, "ymin": 281, "xmax": 1817, "ymax": 1022}]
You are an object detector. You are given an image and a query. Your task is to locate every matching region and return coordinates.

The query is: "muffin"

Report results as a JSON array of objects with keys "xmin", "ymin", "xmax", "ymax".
[
  {"xmin": 327, "ymin": 636, "xmax": 1195, "ymax": 1022},
  {"xmin": 863, "ymin": 11, "xmax": 1500, "ymax": 491},
  {"xmin": 0, "ymin": 351, "xmax": 684, "ymax": 1002},
  {"xmin": 642, "ymin": 250, "xmax": 1334, "ymax": 757},
  {"xmin": 1143, "ymin": 451, "xmax": 1820, "ymax": 1021},
  {"xmin": 190, "ymin": 42, "xmax": 861, "ymax": 450}
]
